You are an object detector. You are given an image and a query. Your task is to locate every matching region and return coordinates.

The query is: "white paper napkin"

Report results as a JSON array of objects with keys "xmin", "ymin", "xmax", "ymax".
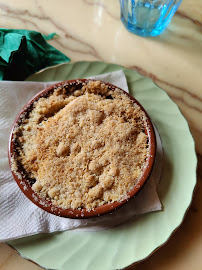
[{"xmin": 0, "ymin": 70, "xmax": 163, "ymax": 242}]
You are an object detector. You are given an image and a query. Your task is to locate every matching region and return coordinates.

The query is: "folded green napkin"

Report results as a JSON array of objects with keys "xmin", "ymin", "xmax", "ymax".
[{"xmin": 0, "ymin": 29, "xmax": 70, "ymax": 81}]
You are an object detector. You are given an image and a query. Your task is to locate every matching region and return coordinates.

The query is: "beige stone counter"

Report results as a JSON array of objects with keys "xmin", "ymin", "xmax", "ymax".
[{"xmin": 0, "ymin": 0, "xmax": 201, "ymax": 269}]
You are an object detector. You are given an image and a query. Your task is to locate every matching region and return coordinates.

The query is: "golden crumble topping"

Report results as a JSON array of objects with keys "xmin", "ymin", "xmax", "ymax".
[{"xmin": 13, "ymin": 81, "xmax": 149, "ymax": 210}]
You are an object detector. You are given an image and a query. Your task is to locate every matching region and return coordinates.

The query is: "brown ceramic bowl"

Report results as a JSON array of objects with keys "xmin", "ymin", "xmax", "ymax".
[{"xmin": 8, "ymin": 79, "xmax": 156, "ymax": 218}]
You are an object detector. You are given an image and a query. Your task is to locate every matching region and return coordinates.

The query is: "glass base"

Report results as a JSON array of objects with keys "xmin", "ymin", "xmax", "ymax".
[{"xmin": 121, "ymin": 16, "xmax": 169, "ymax": 37}]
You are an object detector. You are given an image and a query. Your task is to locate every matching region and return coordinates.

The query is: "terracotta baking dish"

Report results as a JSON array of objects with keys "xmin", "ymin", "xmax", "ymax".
[{"xmin": 8, "ymin": 79, "xmax": 156, "ymax": 218}]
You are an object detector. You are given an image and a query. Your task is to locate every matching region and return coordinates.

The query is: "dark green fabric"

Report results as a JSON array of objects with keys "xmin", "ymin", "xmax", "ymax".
[{"xmin": 0, "ymin": 29, "xmax": 70, "ymax": 80}]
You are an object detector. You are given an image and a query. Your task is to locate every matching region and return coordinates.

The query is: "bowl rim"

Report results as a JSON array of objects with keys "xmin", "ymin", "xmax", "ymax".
[{"xmin": 8, "ymin": 79, "xmax": 156, "ymax": 218}]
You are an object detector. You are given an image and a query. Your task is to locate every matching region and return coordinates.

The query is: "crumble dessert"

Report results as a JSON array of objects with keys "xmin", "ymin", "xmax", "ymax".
[{"xmin": 12, "ymin": 81, "xmax": 149, "ymax": 210}]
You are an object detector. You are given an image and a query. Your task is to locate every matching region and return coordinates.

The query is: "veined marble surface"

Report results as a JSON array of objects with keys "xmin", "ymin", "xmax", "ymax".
[{"xmin": 0, "ymin": 0, "xmax": 201, "ymax": 270}]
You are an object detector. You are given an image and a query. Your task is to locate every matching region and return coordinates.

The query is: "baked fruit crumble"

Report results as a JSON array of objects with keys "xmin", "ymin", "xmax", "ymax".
[{"xmin": 12, "ymin": 81, "xmax": 149, "ymax": 210}]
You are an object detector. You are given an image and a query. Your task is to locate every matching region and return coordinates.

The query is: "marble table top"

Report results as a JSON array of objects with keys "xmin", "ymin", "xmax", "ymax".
[{"xmin": 0, "ymin": 0, "xmax": 201, "ymax": 269}]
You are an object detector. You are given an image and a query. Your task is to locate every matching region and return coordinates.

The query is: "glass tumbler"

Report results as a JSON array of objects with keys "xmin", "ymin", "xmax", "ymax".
[{"xmin": 119, "ymin": 0, "xmax": 182, "ymax": 37}]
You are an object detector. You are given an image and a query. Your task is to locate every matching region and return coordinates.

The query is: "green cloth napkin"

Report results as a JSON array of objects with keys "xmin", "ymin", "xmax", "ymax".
[{"xmin": 0, "ymin": 29, "xmax": 70, "ymax": 81}]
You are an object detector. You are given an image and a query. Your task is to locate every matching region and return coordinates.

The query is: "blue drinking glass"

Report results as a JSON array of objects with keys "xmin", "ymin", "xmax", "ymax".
[{"xmin": 119, "ymin": 0, "xmax": 182, "ymax": 37}]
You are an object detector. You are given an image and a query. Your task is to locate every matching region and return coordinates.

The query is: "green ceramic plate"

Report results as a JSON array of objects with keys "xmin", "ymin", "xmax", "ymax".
[{"xmin": 9, "ymin": 61, "xmax": 197, "ymax": 270}]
